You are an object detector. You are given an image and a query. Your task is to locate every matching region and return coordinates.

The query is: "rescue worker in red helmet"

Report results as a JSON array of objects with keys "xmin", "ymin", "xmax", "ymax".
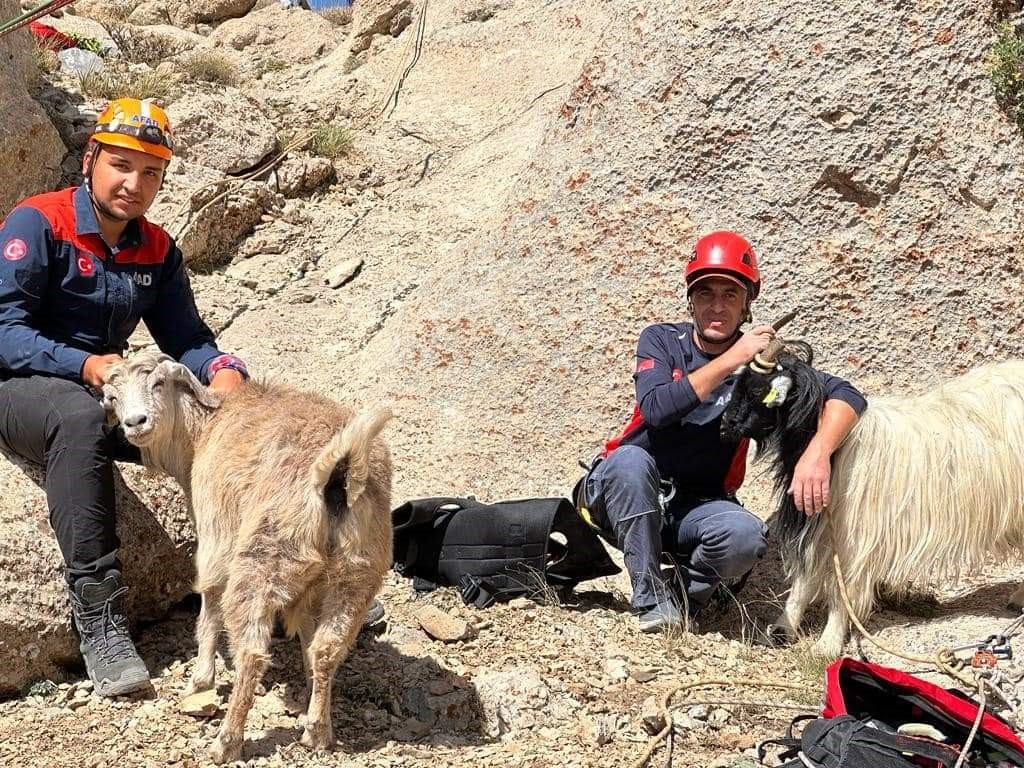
[
  {"xmin": 575, "ymin": 231, "xmax": 866, "ymax": 633},
  {"xmin": 0, "ymin": 98, "xmax": 250, "ymax": 696}
]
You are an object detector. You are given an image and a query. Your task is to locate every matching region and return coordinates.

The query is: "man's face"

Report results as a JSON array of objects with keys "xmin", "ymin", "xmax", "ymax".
[
  {"xmin": 84, "ymin": 144, "xmax": 165, "ymax": 222},
  {"xmin": 689, "ymin": 275, "xmax": 747, "ymax": 342}
]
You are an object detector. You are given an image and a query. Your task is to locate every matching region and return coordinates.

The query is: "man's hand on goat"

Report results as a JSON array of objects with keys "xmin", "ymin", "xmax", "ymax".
[
  {"xmin": 789, "ymin": 440, "xmax": 831, "ymax": 516},
  {"xmin": 82, "ymin": 353, "xmax": 124, "ymax": 388},
  {"xmin": 726, "ymin": 325, "xmax": 775, "ymax": 368},
  {"xmin": 209, "ymin": 368, "xmax": 246, "ymax": 395}
]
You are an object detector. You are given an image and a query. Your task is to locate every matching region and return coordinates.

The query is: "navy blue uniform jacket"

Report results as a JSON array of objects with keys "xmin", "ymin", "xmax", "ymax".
[
  {"xmin": 602, "ymin": 322, "xmax": 867, "ymax": 497},
  {"xmin": 0, "ymin": 185, "xmax": 241, "ymax": 383}
]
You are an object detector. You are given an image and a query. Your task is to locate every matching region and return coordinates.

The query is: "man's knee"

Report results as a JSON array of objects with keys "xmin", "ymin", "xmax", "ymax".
[
  {"xmin": 51, "ymin": 398, "xmax": 110, "ymax": 450},
  {"xmin": 701, "ymin": 509, "xmax": 768, "ymax": 577},
  {"xmin": 601, "ymin": 445, "xmax": 659, "ymax": 488}
]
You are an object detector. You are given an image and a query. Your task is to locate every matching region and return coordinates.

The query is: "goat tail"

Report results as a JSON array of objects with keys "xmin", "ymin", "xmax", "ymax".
[{"xmin": 310, "ymin": 406, "xmax": 392, "ymax": 507}]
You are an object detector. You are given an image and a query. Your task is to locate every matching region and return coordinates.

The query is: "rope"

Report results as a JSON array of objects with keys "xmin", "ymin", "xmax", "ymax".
[
  {"xmin": 381, "ymin": 0, "xmax": 427, "ymax": 119},
  {"xmin": 953, "ymin": 674, "xmax": 987, "ymax": 768},
  {"xmin": 629, "ymin": 677, "xmax": 812, "ymax": 768},
  {"xmin": 0, "ymin": 0, "xmax": 76, "ymax": 37},
  {"xmin": 831, "ymin": 551, "xmax": 976, "ymax": 688}
]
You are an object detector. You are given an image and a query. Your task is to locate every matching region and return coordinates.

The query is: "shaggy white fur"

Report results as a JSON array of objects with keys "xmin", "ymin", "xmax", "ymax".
[{"xmin": 774, "ymin": 360, "xmax": 1024, "ymax": 657}]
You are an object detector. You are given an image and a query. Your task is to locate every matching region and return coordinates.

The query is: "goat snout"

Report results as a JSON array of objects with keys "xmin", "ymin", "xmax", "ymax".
[{"xmin": 122, "ymin": 412, "xmax": 149, "ymax": 428}]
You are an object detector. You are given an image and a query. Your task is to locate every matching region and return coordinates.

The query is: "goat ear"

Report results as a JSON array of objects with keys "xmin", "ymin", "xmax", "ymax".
[
  {"xmin": 153, "ymin": 360, "xmax": 224, "ymax": 408},
  {"xmin": 100, "ymin": 386, "xmax": 119, "ymax": 426},
  {"xmin": 761, "ymin": 374, "xmax": 793, "ymax": 408}
]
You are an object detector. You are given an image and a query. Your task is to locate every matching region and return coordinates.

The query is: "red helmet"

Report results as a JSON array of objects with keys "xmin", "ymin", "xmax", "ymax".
[{"xmin": 685, "ymin": 230, "xmax": 761, "ymax": 300}]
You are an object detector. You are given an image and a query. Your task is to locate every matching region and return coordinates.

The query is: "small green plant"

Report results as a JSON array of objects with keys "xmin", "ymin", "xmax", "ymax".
[
  {"xmin": 342, "ymin": 53, "xmax": 363, "ymax": 74},
  {"xmin": 310, "ymin": 124, "xmax": 353, "ymax": 158},
  {"xmin": 792, "ymin": 640, "xmax": 831, "ymax": 685},
  {"xmin": 77, "ymin": 68, "xmax": 172, "ymax": 103},
  {"xmin": 69, "ymin": 33, "xmax": 105, "ymax": 55},
  {"xmin": 178, "ymin": 49, "xmax": 238, "ymax": 86},
  {"xmin": 23, "ymin": 679, "xmax": 59, "ymax": 698},
  {"xmin": 990, "ymin": 22, "xmax": 1024, "ymax": 130}
]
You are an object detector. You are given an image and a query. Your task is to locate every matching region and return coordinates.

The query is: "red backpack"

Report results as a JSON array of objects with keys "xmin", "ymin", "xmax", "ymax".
[{"xmin": 760, "ymin": 658, "xmax": 1024, "ymax": 767}]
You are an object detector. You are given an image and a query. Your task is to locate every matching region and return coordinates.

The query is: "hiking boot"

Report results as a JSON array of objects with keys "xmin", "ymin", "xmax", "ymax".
[
  {"xmin": 637, "ymin": 600, "xmax": 684, "ymax": 633},
  {"xmin": 69, "ymin": 570, "xmax": 150, "ymax": 697}
]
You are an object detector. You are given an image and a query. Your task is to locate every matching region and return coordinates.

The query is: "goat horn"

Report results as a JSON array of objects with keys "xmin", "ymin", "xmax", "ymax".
[
  {"xmin": 771, "ymin": 309, "xmax": 799, "ymax": 333},
  {"xmin": 749, "ymin": 309, "xmax": 799, "ymax": 373}
]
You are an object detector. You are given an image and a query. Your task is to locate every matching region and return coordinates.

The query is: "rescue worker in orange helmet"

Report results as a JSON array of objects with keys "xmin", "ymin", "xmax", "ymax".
[
  {"xmin": 0, "ymin": 98, "xmax": 249, "ymax": 695},
  {"xmin": 575, "ymin": 231, "xmax": 866, "ymax": 633}
]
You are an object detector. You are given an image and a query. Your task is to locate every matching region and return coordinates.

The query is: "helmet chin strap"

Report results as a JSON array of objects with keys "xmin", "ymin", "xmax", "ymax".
[{"xmin": 83, "ymin": 147, "xmax": 120, "ymax": 224}]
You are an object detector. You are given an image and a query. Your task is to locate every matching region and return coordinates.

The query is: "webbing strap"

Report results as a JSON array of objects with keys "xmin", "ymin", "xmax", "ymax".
[{"xmin": 1, "ymin": 0, "xmax": 78, "ymax": 38}]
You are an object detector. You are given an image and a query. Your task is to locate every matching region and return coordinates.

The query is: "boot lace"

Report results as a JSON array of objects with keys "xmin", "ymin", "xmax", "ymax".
[{"xmin": 72, "ymin": 586, "xmax": 137, "ymax": 665}]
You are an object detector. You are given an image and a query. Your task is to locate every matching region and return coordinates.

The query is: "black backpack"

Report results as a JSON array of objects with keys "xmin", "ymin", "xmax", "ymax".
[
  {"xmin": 763, "ymin": 714, "xmax": 962, "ymax": 767},
  {"xmin": 391, "ymin": 496, "xmax": 620, "ymax": 607}
]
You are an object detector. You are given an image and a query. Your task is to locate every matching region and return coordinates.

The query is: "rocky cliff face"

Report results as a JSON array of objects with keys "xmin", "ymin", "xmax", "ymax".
[
  {"xmin": 0, "ymin": 0, "xmax": 64, "ymax": 215},
  {"xmin": 216, "ymin": 0, "xmax": 1022, "ymax": 508}
]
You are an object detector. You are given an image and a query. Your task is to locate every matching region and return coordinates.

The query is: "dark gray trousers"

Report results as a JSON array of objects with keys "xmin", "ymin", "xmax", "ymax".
[
  {"xmin": 0, "ymin": 375, "xmax": 140, "ymax": 584},
  {"xmin": 583, "ymin": 444, "xmax": 768, "ymax": 611}
]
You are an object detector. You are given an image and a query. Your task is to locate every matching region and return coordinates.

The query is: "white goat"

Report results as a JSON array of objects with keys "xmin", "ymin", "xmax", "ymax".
[
  {"xmin": 103, "ymin": 351, "xmax": 393, "ymax": 764},
  {"xmin": 721, "ymin": 344, "xmax": 1024, "ymax": 658}
]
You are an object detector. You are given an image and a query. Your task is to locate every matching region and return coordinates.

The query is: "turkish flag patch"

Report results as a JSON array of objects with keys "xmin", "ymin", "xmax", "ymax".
[
  {"xmin": 636, "ymin": 358, "xmax": 656, "ymax": 373},
  {"xmin": 77, "ymin": 255, "xmax": 95, "ymax": 276},
  {"xmin": 3, "ymin": 238, "xmax": 27, "ymax": 261}
]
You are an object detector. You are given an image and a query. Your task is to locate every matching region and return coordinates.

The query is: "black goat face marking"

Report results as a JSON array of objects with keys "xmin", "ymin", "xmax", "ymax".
[{"xmin": 720, "ymin": 371, "xmax": 783, "ymax": 442}]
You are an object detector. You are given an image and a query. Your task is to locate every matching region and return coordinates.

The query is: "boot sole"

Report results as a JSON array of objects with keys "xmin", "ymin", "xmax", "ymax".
[
  {"xmin": 80, "ymin": 645, "xmax": 151, "ymax": 698},
  {"xmin": 91, "ymin": 665, "xmax": 151, "ymax": 698}
]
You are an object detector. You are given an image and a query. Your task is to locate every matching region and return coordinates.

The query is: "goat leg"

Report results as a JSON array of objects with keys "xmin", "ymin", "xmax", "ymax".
[
  {"xmin": 295, "ymin": 616, "xmax": 316, "ymax": 715},
  {"xmin": 300, "ymin": 590, "xmax": 376, "ymax": 752},
  {"xmin": 814, "ymin": 564, "xmax": 875, "ymax": 659},
  {"xmin": 1008, "ymin": 584, "xmax": 1024, "ymax": 613},
  {"xmin": 187, "ymin": 587, "xmax": 223, "ymax": 695},
  {"xmin": 769, "ymin": 571, "xmax": 817, "ymax": 645},
  {"xmin": 210, "ymin": 584, "xmax": 276, "ymax": 765}
]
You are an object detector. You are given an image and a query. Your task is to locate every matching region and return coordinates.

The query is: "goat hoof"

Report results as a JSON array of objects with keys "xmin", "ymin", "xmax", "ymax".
[
  {"xmin": 810, "ymin": 640, "xmax": 843, "ymax": 660},
  {"xmin": 300, "ymin": 724, "xmax": 335, "ymax": 752},
  {"xmin": 209, "ymin": 735, "xmax": 241, "ymax": 765},
  {"xmin": 185, "ymin": 677, "xmax": 214, "ymax": 696}
]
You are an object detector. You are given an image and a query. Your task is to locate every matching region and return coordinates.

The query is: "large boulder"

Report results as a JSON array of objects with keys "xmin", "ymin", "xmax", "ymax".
[
  {"xmin": 0, "ymin": 0, "xmax": 65, "ymax": 216},
  {"xmin": 350, "ymin": 0, "xmax": 413, "ymax": 54},
  {"xmin": 168, "ymin": 0, "xmax": 256, "ymax": 25},
  {"xmin": 209, "ymin": 4, "xmax": 338, "ymax": 64},
  {"xmin": 0, "ymin": 458, "xmax": 194, "ymax": 695},
  {"xmin": 146, "ymin": 157, "xmax": 275, "ymax": 269},
  {"xmin": 170, "ymin": 86, "xmax": 278, "ymax": 174}
]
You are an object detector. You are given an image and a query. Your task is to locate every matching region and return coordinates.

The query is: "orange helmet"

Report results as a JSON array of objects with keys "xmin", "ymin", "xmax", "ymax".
[
  {"xmin": 91, "ymin": 98, "xmax": 174, "ymax": 161},
  {"xmin": 685, "ymin": 230, "xmax": 761, "ymax": 300}
]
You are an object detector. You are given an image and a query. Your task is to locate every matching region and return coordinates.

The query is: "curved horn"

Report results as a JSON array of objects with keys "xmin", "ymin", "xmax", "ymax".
[
  {"xmin": 749, "ymin": 309, "xmax": 799, "ymax": 374},
  {"xmin": 750, "ymin": 337, "xmax": 787, "ymax": 373}
]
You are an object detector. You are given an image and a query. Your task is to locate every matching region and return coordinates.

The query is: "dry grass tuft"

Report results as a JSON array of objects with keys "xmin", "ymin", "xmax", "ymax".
[
  {"xmin": 178, "ymin": 49, "xmax": 239, "ymax": 86},
  {"xmin": 77, "ymin": 68, "xmax": 173, "ymax": 102}
]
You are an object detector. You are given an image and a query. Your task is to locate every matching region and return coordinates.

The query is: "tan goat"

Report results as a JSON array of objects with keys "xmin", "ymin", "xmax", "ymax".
[{"xmin": 102, "ymin": 351, "xmax": 393, "ymax": 764}]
